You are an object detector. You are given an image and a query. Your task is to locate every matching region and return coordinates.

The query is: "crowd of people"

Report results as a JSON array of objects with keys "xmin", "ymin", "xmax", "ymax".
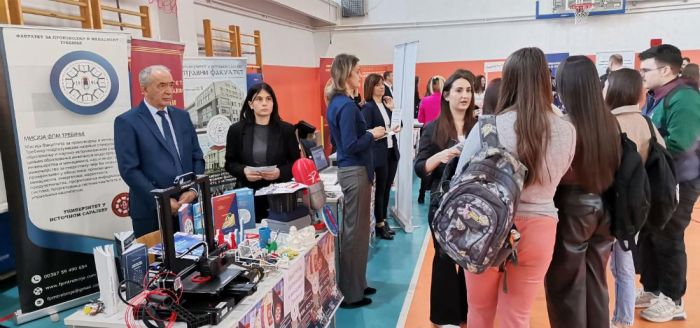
[
  {"xmin": 115, "ymin": 43, "xmax": 700, "ymax": 326},
  {"xmin": 410, "ymin": 45, "xmax": 700, "ymax": 328}
]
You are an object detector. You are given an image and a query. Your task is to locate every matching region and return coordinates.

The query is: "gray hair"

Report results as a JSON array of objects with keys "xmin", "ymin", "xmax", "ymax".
[{"xmin": 139, "ymin": 65, "xmax": 171, "ymax": 87}]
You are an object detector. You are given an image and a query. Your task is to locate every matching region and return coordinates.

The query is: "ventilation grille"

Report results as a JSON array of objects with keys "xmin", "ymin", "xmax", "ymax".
[{"xmin": 341, "ymin": 0, "xmax": 365, "ymax": 17}]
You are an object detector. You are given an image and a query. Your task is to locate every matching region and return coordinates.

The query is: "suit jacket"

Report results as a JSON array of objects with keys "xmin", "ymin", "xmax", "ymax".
[
  {"xmin": 361, "ymin": 100, "xmax": 400, "ymax": 168},
  {"xmin": 383, "ymin": 83, "xmax": 393, "ymax": 99},
  {"xmin": 224, "ymin": 119, "xmax": 301, "ymax": 190},
  {"xmin": 114, "ymin": 101, "xmax": 205, "ymax": 222},
  {"xmin": 414, "ymin": 121, "xmax": 457, "ymax": 193}
]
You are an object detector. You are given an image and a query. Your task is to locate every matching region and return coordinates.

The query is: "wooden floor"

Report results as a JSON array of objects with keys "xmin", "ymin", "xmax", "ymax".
[{"xmin": 404, "ymin": 203, "xmax": 700, "ymax": 328}]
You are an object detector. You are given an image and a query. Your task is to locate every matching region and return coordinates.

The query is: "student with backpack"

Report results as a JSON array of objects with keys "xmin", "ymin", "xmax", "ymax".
[
  {"xmin": 451, "ymin": 48, "xmax": 576, "ymax": 328},
  {"xmin": 413, "ymin": 69, "xmax": 477, "ymax": 326},
  {"xmin": 636, "ymin": 44, "xmax": 700, "ymax": 322},
  {"xmin": 603, "ymin": 68, "xmax": 667, "ymax": 328},
  {"xmin": 544, "ymin": 56, "xmax": 622, "ymax": 328}
]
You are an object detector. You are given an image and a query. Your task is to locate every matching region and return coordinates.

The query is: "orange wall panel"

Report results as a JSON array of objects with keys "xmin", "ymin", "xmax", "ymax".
[{"xmin": 263, "ymin": 65, "xmax": 322, "ymax": 128}]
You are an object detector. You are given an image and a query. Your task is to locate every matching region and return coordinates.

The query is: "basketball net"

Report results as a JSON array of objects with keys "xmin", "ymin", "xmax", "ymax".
[
  {"xmin": 570, "ymin": 1, "xmax": 593, "ymax": 24},
  {"xmin": 149, "ymin": 0, "xmax": 177, "ymax": 15}
]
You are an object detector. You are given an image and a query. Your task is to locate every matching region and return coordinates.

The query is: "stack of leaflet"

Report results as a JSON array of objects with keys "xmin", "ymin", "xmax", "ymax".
[
  {"xmin": 149, "ymin": 233, "xmax": 205, "ymax": 261},
  {"xmin": 319, "ymin": 168, "xmax": 342, "ymax": 200},
  {"xmin": 93, "ymin": 244, "xmax": 120, "ymax": 314}
]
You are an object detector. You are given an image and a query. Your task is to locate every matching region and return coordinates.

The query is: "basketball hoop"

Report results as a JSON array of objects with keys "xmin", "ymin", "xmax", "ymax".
[
  {"xmin": 149, "ymin": 0, "xmax": 177, "ymax": 15},
  {"xmin": 569, "ymin": 1, "xmax": 594, "ymax": 24}
]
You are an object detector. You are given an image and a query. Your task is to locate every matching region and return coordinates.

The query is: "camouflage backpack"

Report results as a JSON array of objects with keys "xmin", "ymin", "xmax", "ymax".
[{"xmin": 432, "ymin": 115, "xmax": 527, "ymax": 275}]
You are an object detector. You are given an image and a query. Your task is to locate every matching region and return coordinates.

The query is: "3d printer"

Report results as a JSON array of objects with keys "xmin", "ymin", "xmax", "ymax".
[{"xmin": 128, "ymin": 173, "xmax": 261, "ymax": 328}]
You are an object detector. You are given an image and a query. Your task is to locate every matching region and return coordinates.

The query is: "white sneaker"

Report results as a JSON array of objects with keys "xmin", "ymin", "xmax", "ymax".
[
  {"xmin": 635, "ymin": 288, "xmax": 658, "ymax": 308},
  {"xmin": 640, "ymin": 293, "xmax": 687, "ymax": 322}
]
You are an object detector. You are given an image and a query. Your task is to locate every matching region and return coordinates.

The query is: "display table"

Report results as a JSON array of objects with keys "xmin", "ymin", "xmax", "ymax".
[{"xmin": 64, "ymin": 233, "xmax": 342, "ymax": 328}]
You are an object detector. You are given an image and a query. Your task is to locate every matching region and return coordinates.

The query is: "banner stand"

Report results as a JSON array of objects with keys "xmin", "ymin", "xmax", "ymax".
[
  {"xmin": 391, "ymin": 41, "xmax": 419, "ymax": 233},
  {"xmin": 14, "ymin": 293, "xmax": 97, "ymax": 325},
  {"xmin": 0, "ymin": 26, "xmax": 132, "ymax": 323}
]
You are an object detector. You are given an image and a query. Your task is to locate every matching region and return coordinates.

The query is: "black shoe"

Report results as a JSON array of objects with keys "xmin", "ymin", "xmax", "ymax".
[
  {"xmin": 364, "ymin": 287, "xmax": 376, "ymax": 295},
  {"xmin": 385, "ymin": 225, "xmax": 396, "ymax": 235},
  {"xmin": 375, "ymin": 225, "xmax": 394, "ymax": 240},
  {"xmin": 339, "ymin": 297, "xmax": 372, "ymax": 309},
  {"xmin": 417, "ymin": 193, "xmax": 425, "ymax": 204}
]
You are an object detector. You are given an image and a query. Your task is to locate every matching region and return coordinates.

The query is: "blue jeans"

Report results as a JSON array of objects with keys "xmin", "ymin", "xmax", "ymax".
[{"xmin": 610, "ymin": 240, "xmax": 635, "ymax": 326}]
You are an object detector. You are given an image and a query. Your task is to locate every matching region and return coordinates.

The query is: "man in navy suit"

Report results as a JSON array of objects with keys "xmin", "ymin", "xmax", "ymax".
[{"xmin": 114, "ymin": 65, "xmax": 205, "ymax": 237}]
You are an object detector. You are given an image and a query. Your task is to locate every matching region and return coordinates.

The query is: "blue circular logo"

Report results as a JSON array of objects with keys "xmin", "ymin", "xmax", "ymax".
[{"xmin": 50, "ymin": 51, "xmax": 119, "ymax": 115}]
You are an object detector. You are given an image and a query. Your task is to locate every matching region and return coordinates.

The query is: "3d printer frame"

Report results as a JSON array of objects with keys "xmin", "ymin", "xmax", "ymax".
[{"xmin": 150, "ymin": 173, "xmax": 215, "ymax": 274}]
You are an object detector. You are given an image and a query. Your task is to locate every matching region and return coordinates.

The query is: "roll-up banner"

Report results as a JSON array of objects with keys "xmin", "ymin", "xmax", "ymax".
[
  {"xmin": 391, "ymin": 41, "xmax": 418, "ymax": 232},
  {"xmin": 182, "ymin": 57, "xmax": 248, "ymax": 195},
  {"xmin": 0, "ymin": 26, "xmax": 131, "ymax": 323},
  {"xmin": 129, "ymin": 38, "xmax": 185, "ymax": 108}
]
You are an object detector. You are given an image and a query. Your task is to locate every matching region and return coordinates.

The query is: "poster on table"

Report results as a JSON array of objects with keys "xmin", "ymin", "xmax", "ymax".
[
  {"xmin": 392, "ymin": 41, "xmax": 418, "ymax": 233},
  {"xmin": 241, "ymin": 234, "xmax": 341, "ymax": 327},
  {"xmin": 238, "ymin": 301, "xmax": 264, "ymax": 328},
  {"xmin": 182, "ymin": 57, "xmax": 247, "ymax": 195},
  {"xmin": 314, "ymin": 233, "xmax": 341, "ymax": 320},
  {"xmin": 0, "ymin": 26, "xmax": 132, "ymax": 322},
  {"xmin": 282, "ymin": 248, "xmax": 306, "ymax": 327},
  {"xmin": 129, "ymin": 38, "xmax": 185, "ymax": 108},
  {"xmin": 595, "ymin": 50, "xmax": 637, "ymax": 77}
]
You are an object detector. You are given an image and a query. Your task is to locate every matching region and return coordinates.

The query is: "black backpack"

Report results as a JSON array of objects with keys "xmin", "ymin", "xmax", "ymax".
[
  {"xmin": 642, "ymin": 116, "xmax": 679, "ymax": 230},
  {"xmin": 432, "ymin": 116, "xmax": 527, "ymax": 275},
  {"xmin": 606, "ymin": 131, "xmax": 651, "ymax": 251}
]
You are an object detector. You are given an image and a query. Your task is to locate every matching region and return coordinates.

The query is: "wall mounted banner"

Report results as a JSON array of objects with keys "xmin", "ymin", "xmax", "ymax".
[
  {"xmin": 546, "ymin": 52, "xmax": 570, "ymax": 76},
  {"xmin": 129, "ymin": 38, "xmax": 185, "ymax": 108},
  {"xmin": 182, "ymin": 57, "xmax": 247, "ymax": 195},
  {"xmin": 0, "ymin": 26, "xmax": 132, "ymax": 323},
  {"xmin": 595, "ymin": 50, "xmax": 637, "ymax": 77}
]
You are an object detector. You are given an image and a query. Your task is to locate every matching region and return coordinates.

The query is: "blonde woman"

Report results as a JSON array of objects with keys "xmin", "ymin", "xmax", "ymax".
[{"xmin": 326, "ymin": 54, "xmax": 385, "ymax": 308}]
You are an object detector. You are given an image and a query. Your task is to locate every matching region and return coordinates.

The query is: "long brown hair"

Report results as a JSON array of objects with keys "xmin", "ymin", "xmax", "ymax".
[
  {"xmin": 495, "ymin": 47, "xmax": 552, "ymax": 187},
  {"xmin": 557, "ymin": 55, "xmax": 621, "ymax": 193},
  {"xmin": 432, "ymin": 70, "xmax": 476, "ymax": 149},
  {"xmin": 363, "ymin": 73, "xmax": 383, "ymax": 102}
]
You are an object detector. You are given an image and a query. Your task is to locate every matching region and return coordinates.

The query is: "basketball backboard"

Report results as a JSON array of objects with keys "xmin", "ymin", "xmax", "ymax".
[{"xmin": 536, "ymin": 0, "xmax": 626, "ymax": 20}]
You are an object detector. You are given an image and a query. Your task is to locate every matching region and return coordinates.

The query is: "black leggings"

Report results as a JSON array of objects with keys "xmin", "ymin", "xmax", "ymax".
[{"xmin": 427, "ymin": 193, "xmax": 467, "ymax": 325}]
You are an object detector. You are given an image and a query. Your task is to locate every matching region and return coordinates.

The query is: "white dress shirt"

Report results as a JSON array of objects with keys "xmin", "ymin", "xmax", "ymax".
[{"xmin": 145, "ymin": 100, "xmax": 181, "ymax": 156}]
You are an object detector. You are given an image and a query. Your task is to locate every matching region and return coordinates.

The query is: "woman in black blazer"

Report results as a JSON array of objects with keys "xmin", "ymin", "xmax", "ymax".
[
  {"xmin": 224, "ymin": 83, "xmax": 301, "ymax": 221},
  {"xmin": 361, "ymin": 74, "xmax": 401, "ymax": 240},
  {"xmin": 413, "ymin": 69, "xmax": 477, "ymax": 326}
]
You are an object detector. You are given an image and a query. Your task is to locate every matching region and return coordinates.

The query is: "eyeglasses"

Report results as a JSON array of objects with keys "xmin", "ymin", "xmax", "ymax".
[{"xmin": 639, "ymin": 66, "xmax": 668, "ymax": 74}]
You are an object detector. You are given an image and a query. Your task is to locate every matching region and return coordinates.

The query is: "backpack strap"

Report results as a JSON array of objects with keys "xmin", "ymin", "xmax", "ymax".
[
  {"xmin": 642, "ymin": 115, "xmax": 658, "ymax": 143},
  {"xmin": 478, "ymin": 115, "xmax": 500, "ymax": 148}
]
